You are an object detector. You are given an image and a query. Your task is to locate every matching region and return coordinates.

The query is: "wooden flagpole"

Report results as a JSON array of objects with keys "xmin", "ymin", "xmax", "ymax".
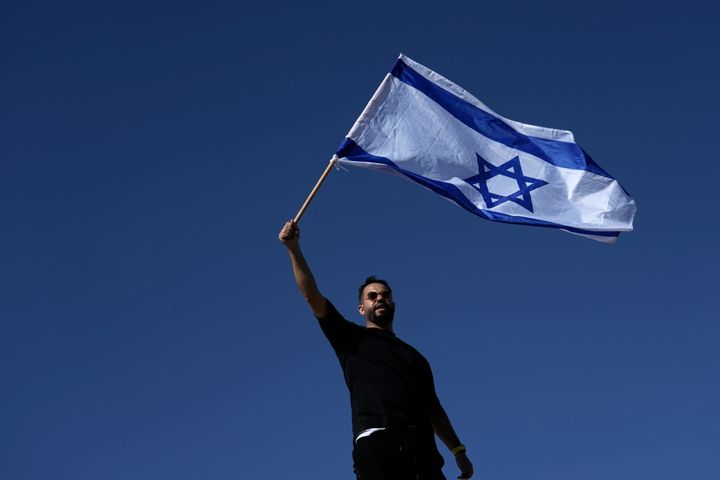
[{"xmin": 293, "ymin": 157, "xmax": 337, "ymax": 223}]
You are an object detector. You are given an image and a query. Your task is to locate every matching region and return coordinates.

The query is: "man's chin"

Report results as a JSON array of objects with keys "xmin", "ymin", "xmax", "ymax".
[{"xmin": 371, "ymin": 312, "xmax": 394, "ymax": 327}]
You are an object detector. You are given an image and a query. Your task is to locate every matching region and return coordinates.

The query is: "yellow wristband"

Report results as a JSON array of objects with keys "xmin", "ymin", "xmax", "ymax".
[{"xmin": 451, "ymin": 444, "xmax": 466, "ymax": 455}]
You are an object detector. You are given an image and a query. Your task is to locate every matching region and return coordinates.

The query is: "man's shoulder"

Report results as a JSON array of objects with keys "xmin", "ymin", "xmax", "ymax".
[
  {"xmin": 317, "ymin": 300, "xmax": 359, "ymax": 326},
  {"xmin": 316, "ymin": 300, "xmax": 364, "ymax": 346}
]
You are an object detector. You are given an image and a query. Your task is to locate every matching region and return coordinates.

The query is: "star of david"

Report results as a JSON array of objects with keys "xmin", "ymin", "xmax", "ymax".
[{"xmin": 463, "ymin": 153, "xmax": 548, "ymax": 212}]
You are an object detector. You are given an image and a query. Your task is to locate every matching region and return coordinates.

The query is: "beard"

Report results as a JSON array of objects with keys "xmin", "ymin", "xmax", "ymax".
[{"xmin": 366, "ymin": 302, "xmax": 396, "ymax": 328}]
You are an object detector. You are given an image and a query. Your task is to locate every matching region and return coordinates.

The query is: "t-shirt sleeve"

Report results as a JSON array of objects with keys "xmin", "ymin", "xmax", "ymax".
[
  {"xmin": 316, "ymin": 300, "xmax": 362, "ymax": 356},
  {"xmin": 422, "ymin": 356, "xmax": 443, "ymax": 413}
]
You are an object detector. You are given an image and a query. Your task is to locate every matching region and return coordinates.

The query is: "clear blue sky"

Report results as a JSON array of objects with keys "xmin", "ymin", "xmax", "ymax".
[{"xmin": 2, "ymin": 1, "xmax": 718, "ymax": 479}]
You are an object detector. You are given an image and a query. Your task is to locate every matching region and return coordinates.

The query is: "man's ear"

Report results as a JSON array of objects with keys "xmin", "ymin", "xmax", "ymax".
[{"xmin": 358, "ymin": 304, "xmax": 365, "ymax": 316}]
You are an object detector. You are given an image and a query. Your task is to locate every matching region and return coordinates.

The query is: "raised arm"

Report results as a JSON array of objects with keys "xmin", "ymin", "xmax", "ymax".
[
  {"xmin": 430, "ymin": 404, "xmax": 474, "ymax": 479},
  {"xmin": 278, "ymin": 220, "xmax": 328, "ymax": 318}
]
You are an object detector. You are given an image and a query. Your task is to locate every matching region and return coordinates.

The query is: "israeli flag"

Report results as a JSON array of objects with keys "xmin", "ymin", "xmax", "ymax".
[{"xmin": 335, "ymin": 54, "xmax": 636, "ymax": 243}]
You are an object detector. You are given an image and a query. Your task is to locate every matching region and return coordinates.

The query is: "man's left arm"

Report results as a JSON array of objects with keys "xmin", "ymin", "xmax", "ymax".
[{"xmin": 430, "ymin": 404, "xmax": 474, "ymax": 479}]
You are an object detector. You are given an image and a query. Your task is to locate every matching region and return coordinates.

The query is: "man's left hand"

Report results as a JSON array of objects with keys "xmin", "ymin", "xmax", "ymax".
[{"xmin": 455, "ymin": 451, "xmax": 473, "ymax": 479}]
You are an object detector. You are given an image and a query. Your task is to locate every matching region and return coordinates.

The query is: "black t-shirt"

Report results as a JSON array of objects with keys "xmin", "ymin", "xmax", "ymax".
[{"xmin": 317, "ymin": 301, "xmax": 442, "ymax": 437}]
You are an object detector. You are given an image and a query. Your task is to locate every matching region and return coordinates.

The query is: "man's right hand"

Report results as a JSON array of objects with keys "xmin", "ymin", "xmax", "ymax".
[{"xmin": 279, "ymin": 220, "xmax": 300, "ymax": 249}]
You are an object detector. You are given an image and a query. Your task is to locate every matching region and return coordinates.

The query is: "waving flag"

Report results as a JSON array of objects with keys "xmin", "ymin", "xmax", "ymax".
[{"xmin": 335, "ymin": 54, "xmax": 636, "ymax": 242}]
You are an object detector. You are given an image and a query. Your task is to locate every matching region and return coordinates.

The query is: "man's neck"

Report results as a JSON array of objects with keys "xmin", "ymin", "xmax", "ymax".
[{"xmin": 365, "ymin": 321, "xmax": 394, "ymax": 333}]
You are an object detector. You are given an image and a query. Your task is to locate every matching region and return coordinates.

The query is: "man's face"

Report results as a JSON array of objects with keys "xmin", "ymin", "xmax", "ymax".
[{"xmin": 359, "ymin": 283, "xmax": 395, "ymax": 328}]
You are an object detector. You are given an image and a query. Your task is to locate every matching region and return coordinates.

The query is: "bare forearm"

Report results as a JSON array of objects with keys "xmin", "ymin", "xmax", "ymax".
[
  {"xmin": 278, "ymin": 220, "xmax": 327, "ymax": 317},
  {"xmin": 279, "ymin": 220, "xmax": 327, "ymax": 316},
  {"xmin": 430, "ymin": 405, "xmax": 462, "ymax": 451},
  {"xmin": 287, "ymin": 246, "xmax": 323, "ymax": 306}
]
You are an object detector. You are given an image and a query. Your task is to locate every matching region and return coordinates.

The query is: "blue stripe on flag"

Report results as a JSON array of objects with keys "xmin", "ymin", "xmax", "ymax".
[
  {"xmin": 336, "ymin": 138, "xmax": 621, "ymax": 239},
  {"xmin": 390, "ymin": 59, "xmax": 612, "ymax": 179}
]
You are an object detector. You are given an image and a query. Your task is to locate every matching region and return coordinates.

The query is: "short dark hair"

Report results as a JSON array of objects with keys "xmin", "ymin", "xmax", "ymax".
[{"xmin": 358, "ymin": 276, "xmax": 392, "ymax": 302}]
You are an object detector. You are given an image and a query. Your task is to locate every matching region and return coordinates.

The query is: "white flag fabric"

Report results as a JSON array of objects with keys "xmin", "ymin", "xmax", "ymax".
[{"xmin": 335, "ymin": 54, "xmax": 636, "ymax": 242}]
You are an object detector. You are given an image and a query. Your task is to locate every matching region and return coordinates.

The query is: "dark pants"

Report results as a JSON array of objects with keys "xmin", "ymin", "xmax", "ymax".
[{"xmin": 352, "ymin": 428, "xmax": 446, "ymax": 480}]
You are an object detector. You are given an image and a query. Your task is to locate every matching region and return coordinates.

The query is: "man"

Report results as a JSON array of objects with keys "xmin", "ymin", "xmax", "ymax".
[{"xmin": 279, "ymin": 220, "xmax": 474, "ymax": 480}]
